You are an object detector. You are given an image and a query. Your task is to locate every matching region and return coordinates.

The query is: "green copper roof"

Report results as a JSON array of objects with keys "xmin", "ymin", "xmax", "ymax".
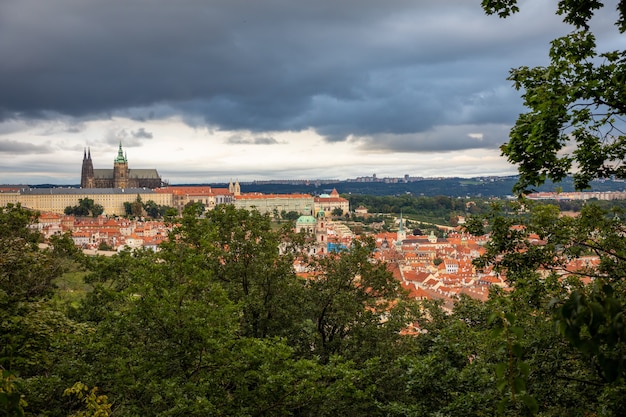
[
  {"xmin": 114, "ymin": 143, "xmax": 127, "ymax": 163},
  {"xmin": 296, "ymin": 215, "xmax": 316, "ymax": 225}
]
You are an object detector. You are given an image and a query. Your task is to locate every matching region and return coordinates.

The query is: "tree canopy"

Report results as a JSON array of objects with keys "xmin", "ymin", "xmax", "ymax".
[
  {"xmin": 64, "ymin": 198, "xmax": 104, "ymax": 217},
  {"xmin": 4, "ymin": 200, "xmax": 626, "ymax": 415},
  {"xmin": 482, "ymin": 0, "xmax": 626, "ymax": 193}
]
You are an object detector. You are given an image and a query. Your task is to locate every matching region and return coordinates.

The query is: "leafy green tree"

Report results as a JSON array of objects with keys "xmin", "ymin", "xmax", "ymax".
[
  {"xmin": 283, "ymin": 210, "xmax": 301, "ymax": 222},
  {"xmin": 142, "ymin": 199, "xmax": 171, "ymax": 218},
  {"xmin": 74, "ymin": 246, "xmax": 329, "ymax": 416},
  {"xmin": 302, "ymin": 238, "xmax": 418, "ymax": 363},
  {"xmin": 91, "ymin": 204, "xmax": 104, "ymax": 217},
  {"xmin": 73, "ymin": 206, "xmax": 395, "ymax": 415},
  {"xmin": 1, "ymin": 204, "xmax": 57, "ymax": 304},
  {"xmin": 130, "ymin": 194, "xmax": 143, "ymax": 216},
  {"xmin": 143, "ymin": 199, "xmax": 158, "ymax": 218},
  {"xmin": 408, "ymin": 287, "xmax": 607, "ymax": 416},
  {"xmin": 331, "ymin": 207, "xmax": 344, "ymax": 217},
  {"xmin": 72, "ymin": 204, "xmax": 428, "ymax": 416},
  {"xmin": 63, "ymin": 382, "xmax": 111, "ymax": 417},
  {"xmin": 160, "ymin": 204, "xmax": 307, "ymax": 340},
  {"xmin": 122, "ymin": 201, "xmax": 132, "ymax": 216},
  {"xmin": 0, "ymin": 204, "xmax": 89, "ymax": 416},
  {"xmin": 482, "ymin": 0, "xmax": 626, "ymax": 192},
  {"xmin": 466, "ymin": 200, "xmax": 626, "ymax": 414},
  {"xmin": 97, "ymin": 241, "xmax": 113, "ymax": 251},
  {"xmin": 64, "ymin": 198, "xmax": 103, "ymax": 217}
]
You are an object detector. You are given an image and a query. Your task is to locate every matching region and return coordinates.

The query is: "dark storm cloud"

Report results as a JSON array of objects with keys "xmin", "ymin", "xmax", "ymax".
[{"xmin": 1, "ymin": 0, "xmax": 615, "ymax": 151}]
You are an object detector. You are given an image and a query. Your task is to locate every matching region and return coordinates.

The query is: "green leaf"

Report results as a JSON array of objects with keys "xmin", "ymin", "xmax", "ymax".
[
  {"xmin": 521, "ymin": 393, "xmax": 539, "ymax": 414},
  {"xmin": 495, "ymin": 362, "xmax": 507, "ymax": 380},
  {"xmin": 513, "ymin": 376, "xmax": 526, "ymax": 394},
  {"xmin": 517, "ymin": 361, "xmax": 530, "ymax": 378}
]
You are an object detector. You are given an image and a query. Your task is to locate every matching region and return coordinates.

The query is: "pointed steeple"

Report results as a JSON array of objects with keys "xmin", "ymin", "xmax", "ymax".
[
  {"xmin": 81, "ymin": 146, "xmax": 94, "ymax": 188},
  {"xmin": 114, "ymin": 142, "xmax": 127, "ymax": 163},
  {"xmin": 396, "ymin": 211, "xmax": 407, "ymax": 248}
]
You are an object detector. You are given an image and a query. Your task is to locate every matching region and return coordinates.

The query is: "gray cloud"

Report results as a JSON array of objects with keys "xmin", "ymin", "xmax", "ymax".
[
  {"xmin": 354, "ymin": 124, "xmax": 512, "ymax": 153},
  {"xmin": 131, "ymin": 128, "xmax": 153, "ymax": 139},
  {"xmin": 103, "ymin": 127, "xmax": 153, "ymax": 147},
  {"xmin": 0, "ymin": 140, "xmax": 53, "ymax": 154},
  {"xmin": 226, "ymin": 135, "xmax": 281, "ymax": 145},
  {"xmin": 0, "ymin": 0, "xmax": 620, "ymax": 155}
]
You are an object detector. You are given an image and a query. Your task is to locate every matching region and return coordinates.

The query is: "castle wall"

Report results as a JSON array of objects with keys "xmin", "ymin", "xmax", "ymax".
[{"xmin": 0, "ymin": 189, "xmax": 173, "ymax": 216}]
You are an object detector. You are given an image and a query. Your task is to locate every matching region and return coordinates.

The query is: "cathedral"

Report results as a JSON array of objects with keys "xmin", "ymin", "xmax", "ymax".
[{"xmin": 80, "ymin": 143, "xmax": 163, "ymax": 189}]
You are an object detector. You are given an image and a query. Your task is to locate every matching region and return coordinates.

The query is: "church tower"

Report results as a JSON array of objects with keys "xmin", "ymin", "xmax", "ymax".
[
  {"xmin": 396, "ymin": 211, "xmax": 406, "ymax": 249},
  {"xmin": 113, "ymin": 143, "xmax": 129, "ymax": 189},
  {"xmin": 81, "ymin": 148, "xmax": 94, "ymax": 188},
  {"xmin": 228, "ymin": 178, "xmax": 241, "ymax": 196},
  {"xmin": 316, "ymin": 209, "xmax": 328, "ymax": 254}
]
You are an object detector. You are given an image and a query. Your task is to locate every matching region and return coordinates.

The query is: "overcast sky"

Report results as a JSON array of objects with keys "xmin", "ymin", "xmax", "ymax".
[{"xmin": 0, "ymin": 0, "xmax": 621, "ymax": 185}]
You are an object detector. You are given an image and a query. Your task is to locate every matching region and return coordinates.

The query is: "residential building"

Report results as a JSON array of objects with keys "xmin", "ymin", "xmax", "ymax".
[
  {"xmin": 234, "ymin": 193, "xmax": 314, "ymax": 216},
  {"xmin": 154, "ymin": 186, "xmax": 234, "ymax": 213},
  {"xmin": 314, "ymin": 188, "xmax": 349, "ymax": 215}
]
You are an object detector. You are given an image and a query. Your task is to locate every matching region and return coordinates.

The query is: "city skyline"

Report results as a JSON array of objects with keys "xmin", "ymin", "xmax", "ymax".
[{"xmin": 0, "ymin": 1, "xmax": 621, "ymax": 184}]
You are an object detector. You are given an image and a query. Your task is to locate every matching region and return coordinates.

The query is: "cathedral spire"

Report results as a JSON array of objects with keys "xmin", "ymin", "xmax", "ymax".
[
  {"xmin": 81, "ymin": 146, "xmax": 94, "ymax": 188},
  {"xmin": 115, "ymin": 142, "xmax": 127, "ymax": 163}
]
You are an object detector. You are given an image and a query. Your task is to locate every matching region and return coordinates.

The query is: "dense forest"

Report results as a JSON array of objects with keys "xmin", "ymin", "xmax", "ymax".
[{"xmin": 2, "ymin": 201, "xmax": 626, "ymax": 416}]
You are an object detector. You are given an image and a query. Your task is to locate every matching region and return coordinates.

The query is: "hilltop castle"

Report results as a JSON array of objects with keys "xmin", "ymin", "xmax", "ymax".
[{"xmin": 81, "ymin": 143, "xmax": 163, "ymax": 189}]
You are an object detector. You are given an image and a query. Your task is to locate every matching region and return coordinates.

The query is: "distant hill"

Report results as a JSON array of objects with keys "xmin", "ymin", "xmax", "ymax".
[
  {"xmin": 30, "ymin": 176, "xmax": 626, "ymax": 197},
  {"xmin": 210, "ymin": 176, "xmax": 626, "ymax": 197}
]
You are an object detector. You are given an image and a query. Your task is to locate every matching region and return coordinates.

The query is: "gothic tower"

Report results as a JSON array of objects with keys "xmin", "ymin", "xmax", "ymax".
[
  {"xmin": 113, "ymin": 143, "xmax": 129, "ymax": 189},
  {"xmin": 228, "ymin": 178, "xmax": 241, "ymax": 196},
  {"xmin": 80, "ymin": 148, "xmax": 94, "ymax": 188}
]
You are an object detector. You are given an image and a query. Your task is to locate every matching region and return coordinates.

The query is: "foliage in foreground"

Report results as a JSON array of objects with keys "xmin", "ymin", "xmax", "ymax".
[
  {"xmin": 2, "ymin": 201, "xmax": 626, "ymax": 416},
  {"xmin": 482, "ymin": 0, "xmax": 626, "ymax": 193}
]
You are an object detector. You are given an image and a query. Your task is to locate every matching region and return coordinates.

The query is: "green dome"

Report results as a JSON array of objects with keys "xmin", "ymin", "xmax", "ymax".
[{"xmin": 296, "ymin": 215, "xmax": 316, "ymax": 225}]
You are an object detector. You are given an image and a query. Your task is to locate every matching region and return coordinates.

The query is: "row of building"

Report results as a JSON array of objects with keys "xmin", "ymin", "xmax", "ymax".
[
  {"xmin": 0, "ymin": 183, "xmax": 350, "ymax": 217},
  {"xmin": 526, "ymin": 190, "xmax": 626, "ymax": 200}
]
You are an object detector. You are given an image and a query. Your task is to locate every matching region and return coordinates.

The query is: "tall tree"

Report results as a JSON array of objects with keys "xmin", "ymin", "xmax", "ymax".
[
  {"xmin": 466, "ymin": 201, "xmax": 626, "ymax": 414},
  {"xmin": 158, "ymin": 203, "xmax": 307, "ymax": 340},
  {"xmin": 479, "ymin": 2, "xmax": 626, "ymax": 409},
  {"xmin": 302, "ymin": 238, "xmax": 418, "ymax": 363},
  {"xmin": 0, "ymin": 204, "xmax": 87, "ymax": 417},
  {"xmin": 482, "ymin": 0, "xmax": 626, "ymax": 193}
]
